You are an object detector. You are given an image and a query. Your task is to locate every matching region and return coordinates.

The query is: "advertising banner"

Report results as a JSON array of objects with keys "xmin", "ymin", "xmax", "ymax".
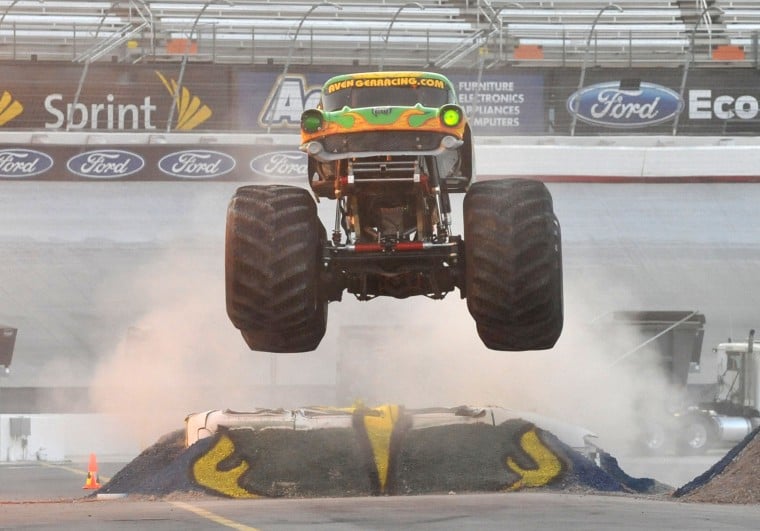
[
  {"xmin": 553, "ymin": 68, "xmax": 760, "ymax": 135},
  {"xmin": 1, "ymin": 63, "xmax": 759, "ymax": 136},
  {"xmin": 0, "ymin": 143, "xmax": 306, "ymax": 182},
  {"xmin": 234, "ymin": 71, "xmax": 331, "ymax": 131},
  {"xmin": 677, "ymin": 69, "xmax": 760, "ymax": 135},
  {"xmin": 447, "ymin": 73, "xmax": 545, "ymax": 134},
  {"xmin": 0, "ymin": 63, "xmax": 235, "ymax": 132}
]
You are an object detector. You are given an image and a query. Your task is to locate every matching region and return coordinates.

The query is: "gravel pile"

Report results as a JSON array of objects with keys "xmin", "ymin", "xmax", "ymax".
[
  {"xmin": 674, "ymin": 426, "xmax": 760, "ymax": 504},
  {"xmin": 96, "ymin": 430, "xmax": 210, "ymax": 497}
]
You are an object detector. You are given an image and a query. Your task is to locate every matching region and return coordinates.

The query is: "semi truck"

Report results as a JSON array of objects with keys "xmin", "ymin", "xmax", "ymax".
[
  {"xmin": 606, "ymin": 311, "xmax": 760, "ymax": 455},
  {"xmin": 677, "ymin": 331, "xmax": 760, "ymax": 454}
]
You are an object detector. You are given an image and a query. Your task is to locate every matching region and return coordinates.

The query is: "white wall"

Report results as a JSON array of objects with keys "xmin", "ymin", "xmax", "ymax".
[
  {"xmin": 0, "ymin": 414, "xmax": 141, "ymax": 462},
  {"xmin": 474, "ymin": 136, "xmax": 760, "ymax": 178}
]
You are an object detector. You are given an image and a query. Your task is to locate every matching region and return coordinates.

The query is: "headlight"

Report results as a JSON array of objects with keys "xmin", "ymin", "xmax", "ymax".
[
  {"xmin": 440, "ymin": 105, "xmax": 463, "ymax": 127},
  {"xmin": 301, "ymin": 109, "xmax": 324, "ymax": 134}
]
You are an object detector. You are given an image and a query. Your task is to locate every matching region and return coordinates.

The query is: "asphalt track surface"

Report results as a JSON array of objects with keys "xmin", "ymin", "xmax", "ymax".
[
  {"xmin": 3, "ymin": 495, "xmax": 760, "ymax": 531},
  {"xmin": 2, "ymin": 461, "xmax": 760, "ymax": 531}
]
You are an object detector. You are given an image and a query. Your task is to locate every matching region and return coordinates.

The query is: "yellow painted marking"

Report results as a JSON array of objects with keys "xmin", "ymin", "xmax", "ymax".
[
  {"xmin": 39, "ymin": 462, "xmax": 111, "ymax": 483},
  {"xmin": 361, "ymin": 404, "xmax": 399, "ymax": 493},
  {"xmin": 192, "ymin": 434, "xmax": 257, "ymax": 498},
  {"xmin": 170, "ymin": 501, "xmax": 260, "ymax": 531},
  {"xmin": 505, "ymin": 428, "xmax": 563, "ymax": 491}
]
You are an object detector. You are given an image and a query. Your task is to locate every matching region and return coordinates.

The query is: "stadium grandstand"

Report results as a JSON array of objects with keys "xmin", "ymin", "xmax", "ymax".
[{"xmin": 0, "ymin": 0, "xmax": 756, "ymax": 68}]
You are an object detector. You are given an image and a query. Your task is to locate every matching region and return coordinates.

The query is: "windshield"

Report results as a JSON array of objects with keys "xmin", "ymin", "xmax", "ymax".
[{"xmin": 322, "ymin": 79, "xmax": 453, "ymax": 111}]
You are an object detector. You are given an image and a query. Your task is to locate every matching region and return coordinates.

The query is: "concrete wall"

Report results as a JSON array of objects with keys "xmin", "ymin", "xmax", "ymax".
[
  {"xmin": 0, "ymin": 414, "xmax": 141, "ymax": 462},
  {"xmin": 1, "ymin": 132, "xmax": 760, "ymax": 180},
  {"xmin": 475, "ymin": 136, "xmax": 760, "ymax": 179}
]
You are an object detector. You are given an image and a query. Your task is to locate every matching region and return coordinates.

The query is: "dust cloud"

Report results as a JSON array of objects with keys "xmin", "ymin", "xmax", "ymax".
[
  {"xmin": 86, "ymin": 244, "xmax": 271, "ymax": 447},
  {"xmin": 83, "ymin": 184, "xmax": 331, "ymax": 447},
  {"xmin": 84, "ymin": 191, "xmax": 677, "ymax": 455},
  {"xmin": 332, "ymin": 267, "xmax": 678, "ymax": 455}
]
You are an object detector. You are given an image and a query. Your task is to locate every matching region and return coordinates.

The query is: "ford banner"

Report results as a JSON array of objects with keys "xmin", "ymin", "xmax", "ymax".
[
  {"xmin": 0, "ymin": 143, "xmax": 308, "ymax": 182},
  {"xmin": 566, "ymin": 81, "xmax": 683, "ymax": 129}
]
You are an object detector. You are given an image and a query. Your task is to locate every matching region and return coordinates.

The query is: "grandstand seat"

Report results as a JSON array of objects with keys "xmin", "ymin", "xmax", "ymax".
[{"xmin": 0, "ymin": 0, "xmax": 755, "ymax": 68}]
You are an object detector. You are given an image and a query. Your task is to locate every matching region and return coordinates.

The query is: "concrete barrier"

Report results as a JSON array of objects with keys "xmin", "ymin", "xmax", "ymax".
[
  {"xmin": 474, "ymin": 136, "xmax": 760, "ymax": 180},
  {"xmin": 1, "ymin": 132, "xmax": 759, "ymax": 181}
]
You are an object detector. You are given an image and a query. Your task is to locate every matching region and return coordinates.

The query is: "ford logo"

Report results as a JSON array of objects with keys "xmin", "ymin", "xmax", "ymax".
[
  {"xmin": 250, "ymin": 151, "xmax": 306, "ymax": 180},
  {"xmin": 67, "ymin": 149, "xmax": 144, "ymax": 179},
  {"xmin": 158, "ymin": 150, "xmax": 236, "ymax": 179},
  {"xmin": 0, "ymin": 149, "xmax": 54, "ymax": 178},
  {"xmin": 567, "ymin": 81, "xmax": 683, "ymax": 128}
]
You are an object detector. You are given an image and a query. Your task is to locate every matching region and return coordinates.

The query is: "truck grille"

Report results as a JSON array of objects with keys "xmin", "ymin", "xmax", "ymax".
[{"xmin": 322, "ymin": 131, "xmax": 446, "ymax": 154}]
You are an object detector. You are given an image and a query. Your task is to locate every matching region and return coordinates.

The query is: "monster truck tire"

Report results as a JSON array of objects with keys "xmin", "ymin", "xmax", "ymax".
[
  {"xmin": 240, "ymin": 302, "xmax": 328, "ymax": 353},
  {"xmin": 225, "ymin": 185, "xmax": 323, "ymax": 337},
  {"xmin": 464, "ymin": 179, "xmax": 563, "ymax": 351}
]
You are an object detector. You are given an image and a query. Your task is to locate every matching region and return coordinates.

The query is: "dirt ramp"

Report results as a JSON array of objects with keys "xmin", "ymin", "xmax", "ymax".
[
  {"xmin": 97, "ymin": 406, "xmax": 658, "ymax": 499},
  {"xmin": 396, "ymin": 420, "xmax": 627, "ymax": 495},
  {"xmin": 97, "ymin": 430, "xmax": 208, "ymax": 497},
  {"xmin": 674, "ymin": 426, "xmax": 760, "ymax": 504}
]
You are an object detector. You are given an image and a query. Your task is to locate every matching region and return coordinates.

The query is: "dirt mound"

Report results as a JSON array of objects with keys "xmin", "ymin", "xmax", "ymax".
[
  {"xmin": 674, "ymin": 426, "xmax": 760, "ymax": 504},
  {"xmin": 95, "ymin": 417, "xmax": 660, "ymax": 499},
  {"xmin": 97, "ymin": 430, "xmax": 210, "ymax": 497}
]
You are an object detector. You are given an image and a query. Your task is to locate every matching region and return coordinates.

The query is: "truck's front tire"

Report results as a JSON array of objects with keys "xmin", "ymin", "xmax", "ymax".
[
  {"xmin": 240, "ymin": 302, "xmax": 327, "ymax": 353},
  {"xmin": 464, "ymin": 179, "xmax": 563, "ymax": 351},
  {"xmin": 225, "ymin": 185, "xmax": 325, "ymax": 352}
]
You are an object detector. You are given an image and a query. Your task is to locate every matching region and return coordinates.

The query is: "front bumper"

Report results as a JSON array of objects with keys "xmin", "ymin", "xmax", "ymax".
[{"xmin": 301, "ymin": 131, "xmax": 463, "ymax": 162}]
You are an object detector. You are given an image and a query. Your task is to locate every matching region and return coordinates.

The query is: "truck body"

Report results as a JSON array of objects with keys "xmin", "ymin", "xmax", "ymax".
[
  {"xmin": 700, "ymin": 333, "xmax": 760, "ymax": 446},
  {"xmin": 224, "ymin": 71, "xmax": 563, "ymax": 353}
]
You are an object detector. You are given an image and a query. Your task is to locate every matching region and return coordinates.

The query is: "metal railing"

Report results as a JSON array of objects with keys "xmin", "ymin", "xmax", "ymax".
[
  {"xmin": 0, "ymin": 1, "xmax": 759, "ymax": 68},
  {"xmin": 2, "ymin": 23, "xmax": 757, "ymax": 68}
]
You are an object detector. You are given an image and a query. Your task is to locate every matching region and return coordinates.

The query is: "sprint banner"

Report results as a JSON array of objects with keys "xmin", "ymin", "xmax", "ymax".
[{"xmin": 0, "ymin": 63, "xmax": 234, "ymax": 132}]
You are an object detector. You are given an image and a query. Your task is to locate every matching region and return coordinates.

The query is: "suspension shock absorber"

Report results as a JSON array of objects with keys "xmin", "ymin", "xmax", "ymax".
[
  {"xmin": 332, "ymin": 198, "xmax": 343, "ymax": 245},
  {"xmin": 425, "ymin": 155, "xmax": 451, "ymax": 238}
]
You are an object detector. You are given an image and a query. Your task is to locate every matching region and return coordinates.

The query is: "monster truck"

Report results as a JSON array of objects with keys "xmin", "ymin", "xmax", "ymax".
[{"xmin": 225, "ymin": 71, "xmax": 563, "ymax": 353}]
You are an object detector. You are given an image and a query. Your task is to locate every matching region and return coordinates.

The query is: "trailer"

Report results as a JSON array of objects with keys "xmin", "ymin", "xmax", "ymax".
[{"xmin": 604, "ymin": 311, "xmax": 760, "ymax": 455}]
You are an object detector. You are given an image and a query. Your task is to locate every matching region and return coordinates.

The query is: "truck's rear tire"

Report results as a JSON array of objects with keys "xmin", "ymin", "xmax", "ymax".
[
  {"xmin": 676, "ymin": 414, "xmax": 715, "ymax": 455},
  {"xmin": 225, "ymin": 185, "xmax": 324, "ymax": 350},
  {"xmin": 464, "ymin": 179, "xmax": 563, "ymax": 351},
  {"xmin": 638, "ymin": 421, "xmax": 671, "ymax": 456}
]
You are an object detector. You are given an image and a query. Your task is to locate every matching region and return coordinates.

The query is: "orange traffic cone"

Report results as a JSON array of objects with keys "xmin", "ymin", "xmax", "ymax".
[{"xmin": 83, "ymin": 453, "xmax": 101, "ymax": 490}]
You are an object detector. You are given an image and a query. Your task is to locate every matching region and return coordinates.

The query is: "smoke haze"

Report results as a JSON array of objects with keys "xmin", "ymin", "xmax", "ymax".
[
  {"xmin": 86, "ymin": 233, "xmax": 676, "ymax": 457},
  {"xmin": 334, "ymin": 267, "xmax": 676, "ymax": 454},
  {"xmin": 85, "ymin": 188, "xmax": 679, "ymax": 457}
]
